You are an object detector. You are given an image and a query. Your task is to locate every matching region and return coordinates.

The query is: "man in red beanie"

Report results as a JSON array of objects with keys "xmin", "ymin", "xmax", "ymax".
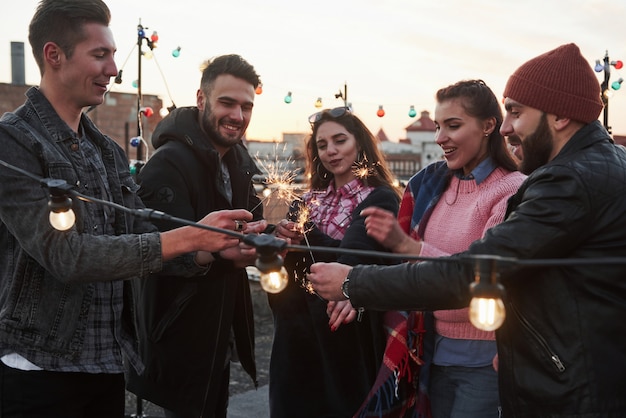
[{"xmin": 307, "ymin": 43, "xmax": 626, "ymax": 417}]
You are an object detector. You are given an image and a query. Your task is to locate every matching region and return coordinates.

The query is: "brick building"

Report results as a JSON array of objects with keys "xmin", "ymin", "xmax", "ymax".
[{"xmin": 0, "ymin": 82, "xmax": 163, "ymax": 164}]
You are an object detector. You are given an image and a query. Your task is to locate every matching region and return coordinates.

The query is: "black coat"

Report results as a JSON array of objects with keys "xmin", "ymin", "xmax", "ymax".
[
  {"xmin": 348, "ymin": 121, "xmax": 626, "ymax": 417},
  {"xmin": 268, "ymin": 186, "xmax": 400, "ymax": 418},
  {"xmin": 126, "ymin": 107, "xmax": 262, "ymax": 416}
]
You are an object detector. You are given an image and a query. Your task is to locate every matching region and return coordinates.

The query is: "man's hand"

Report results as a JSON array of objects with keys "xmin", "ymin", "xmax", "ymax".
[
  {"xmin": 307, "ymin": 262, "xmax": 352, "ymax": 301},
  {"xmin": 194, "ymin": 209, "xmax": 252, "ymax": 252}
]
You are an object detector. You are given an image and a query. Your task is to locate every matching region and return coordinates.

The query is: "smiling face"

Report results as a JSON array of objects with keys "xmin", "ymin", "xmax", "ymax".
[
  {"xmin": 46, "ymin": 22, "xmax": 117, "ymax": 114},
  {"xmin": 501, "ymin": 99, "xmax": 554, "ymax": 175},
  {"xmin": 315, "ymin": 120, "xmax": 360, "ymax": 189},
  {"xmin": 434, "ymin": 98, "xmax": 491, "ymax": 175},
  {"xmin": 197, "ymin": 73, "xmax": 255, "ymax": 154}
]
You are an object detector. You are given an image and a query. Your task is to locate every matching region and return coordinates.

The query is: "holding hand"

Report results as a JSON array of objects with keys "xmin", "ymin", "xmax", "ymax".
[
  {"xmin": 361, "ymin": 206, "xmax": 422, "ymax": 255},
  {"xmin": 274, "ymin": 219, "xmax": 304, "ymax": 245},
  {"xmin": 308, "ymin": 262, "xmax": 352, "ymax": 301}
]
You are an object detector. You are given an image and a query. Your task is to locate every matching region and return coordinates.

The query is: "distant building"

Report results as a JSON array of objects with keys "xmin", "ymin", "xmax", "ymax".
[{"xmin": 405, "ymin": 110, "xmax": 440, "ymax": 167}]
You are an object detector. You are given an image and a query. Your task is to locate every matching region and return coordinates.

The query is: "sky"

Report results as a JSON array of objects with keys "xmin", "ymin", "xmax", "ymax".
[{"xmin": 2, "ymin": 0, "xmax": 626, "ymax": 142}]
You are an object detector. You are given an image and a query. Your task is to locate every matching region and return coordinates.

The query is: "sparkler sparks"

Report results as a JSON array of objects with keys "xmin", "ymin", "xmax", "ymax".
[
  {"xmin": 351, "ymin": 156, "xmax": 379, "ymax": 187},
  {"xmin": 250, "ymin": 146, "xmax": 303, "ymax": 213}
]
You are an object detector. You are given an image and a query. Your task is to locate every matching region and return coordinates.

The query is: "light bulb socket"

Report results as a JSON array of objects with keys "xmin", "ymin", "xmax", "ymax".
[{"xmin": 47, "ymin": 179, "xmax": 73, "ymax": 213}]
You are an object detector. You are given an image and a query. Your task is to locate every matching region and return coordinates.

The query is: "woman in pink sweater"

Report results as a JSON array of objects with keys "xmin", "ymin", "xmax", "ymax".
[{"xmin": 361, "ymin": 80, "xmax": 526, "ymax": 418}]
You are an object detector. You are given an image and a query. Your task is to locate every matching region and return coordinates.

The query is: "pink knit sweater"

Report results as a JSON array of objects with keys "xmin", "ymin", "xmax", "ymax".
[{"xmin": 420, "ymin": 167, "xmax": 526, "ymax": 341}]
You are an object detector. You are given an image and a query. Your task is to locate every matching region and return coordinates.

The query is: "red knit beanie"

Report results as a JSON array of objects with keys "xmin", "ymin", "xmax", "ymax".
[{"xmin": 503, "ymin": 43, "xmax": 603, "ymax": 124}]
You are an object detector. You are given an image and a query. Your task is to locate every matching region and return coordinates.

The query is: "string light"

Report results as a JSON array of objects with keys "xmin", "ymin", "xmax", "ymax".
[
  {"xmin": 315, "ymin": 97, "xmax": 323, "ymax": 108},
  {"xmin": 172, "ymin": 46, "xmax": 181, "ymax": 58},
  {"xmin": 408, "ymin": 105, "xmax": 417, "ymax": 118},
  {"xmin": 468, "ymin": 256, "xmax": 506, "ymax": 331},
  {"xmin": 376, "ymin": 105, "xmax": 385, "ymax": 117},
  {"xmin": 255, "ymin": 84, "xmax": 263, "ymax": 95},
  {"xmin": 284, "ymin": 91, "xmax": 293, "ymax": 104}
]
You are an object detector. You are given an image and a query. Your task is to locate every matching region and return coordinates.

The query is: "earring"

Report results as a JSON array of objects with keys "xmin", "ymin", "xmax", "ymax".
[{"xmin": 316, "ymin": 161, "xmax": 330, "ymax": 180}]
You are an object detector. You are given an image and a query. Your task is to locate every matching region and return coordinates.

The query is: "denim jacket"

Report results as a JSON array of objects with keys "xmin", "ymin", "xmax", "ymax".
[{"xmin": 0, "ymin": 87, "xmax": 198, "ymax": 361}]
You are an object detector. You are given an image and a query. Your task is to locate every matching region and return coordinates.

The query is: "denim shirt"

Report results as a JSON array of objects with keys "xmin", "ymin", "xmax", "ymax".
[{"xmin": 0, "ymin": 87, "xmax": 202, "ymax": 371}]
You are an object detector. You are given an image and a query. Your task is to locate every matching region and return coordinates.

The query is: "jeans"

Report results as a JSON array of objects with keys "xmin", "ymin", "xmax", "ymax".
[
  {"xmin": 429, "ymin": 364, "xmax": 500, "ymax": 418},
  {"xmin": 0, "ymin": 361, "xmax": 125, "ymax": 417}
]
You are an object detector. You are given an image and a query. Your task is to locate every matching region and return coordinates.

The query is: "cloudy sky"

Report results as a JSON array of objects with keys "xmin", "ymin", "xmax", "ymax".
[{"xmin": 2, "ymin": 0, "xmax": 625, "ymax": 141}]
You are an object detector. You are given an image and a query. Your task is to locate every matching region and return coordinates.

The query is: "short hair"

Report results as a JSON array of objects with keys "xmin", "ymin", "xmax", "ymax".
[
  {"xmin": 199, "ymin": 54, "xmax": 261, "ymax": 92},
  {"xmin": 28, "ymin": 0, "xmax": 111, "ymax": 75}
]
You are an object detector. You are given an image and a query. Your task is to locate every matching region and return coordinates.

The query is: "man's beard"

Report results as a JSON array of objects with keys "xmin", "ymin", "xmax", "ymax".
[
  {"xmin": 520, "ymin": 113, "xmax": 553, "ymax": 175},
  {"xmin": 200, "ymin": 104, "xmax": 243, "ymax": 149}
]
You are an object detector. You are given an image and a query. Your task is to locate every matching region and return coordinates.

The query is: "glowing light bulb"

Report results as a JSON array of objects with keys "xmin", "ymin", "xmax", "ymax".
[
  {"xmin": 143, "ymin": 50, "xmax": 153, "ymax": 60},
  {"xmin": 172, "ymin": 46, "xmax": 181, "ymax": 58},
  {"xmin": 260, "ymin": 267, "xmax": 289, "ymax": 293},
  {"xmin": 315, "ymin": 97, "xmax": 323, "ymax": 108},
  {"xmin": 408, "ymin": 105, "xmax": 417, "ymax": 118},
  {"xmin": 376, "ymin": 105, "xmax": 385, "ymax": 118},
  {"xmin": 614, "ymin": 60, "xmax": 623, "ymax": 70},
  {"xmin": 255, "ymin": 84, "xmax": 263, "ymax": 95},
  {"xmin": 284, "ymin": 92, "xmax": 292, "ymax": 104},
  {"xmin": 469, "ymin": 296, "xmax": 506, "ymax": 331},
  {"xmin": 49, "ymin": 209, "xmax": 76, "ymax": 231}
]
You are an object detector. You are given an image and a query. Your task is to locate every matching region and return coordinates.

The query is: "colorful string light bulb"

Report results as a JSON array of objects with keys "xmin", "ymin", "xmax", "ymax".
[
  {"xmin": 408, "ymin": 105, "xmax": 417, "ymax": 117},
  {"xmin": 376, "ymin": 105, "xmax": 385, "ymax": 117},
  {"xmin": 284, "ymin": 92, "xmax": 292, "ymax": 104}
]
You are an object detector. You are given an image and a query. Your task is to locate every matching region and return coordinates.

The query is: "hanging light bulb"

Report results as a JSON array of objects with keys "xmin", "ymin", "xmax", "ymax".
[
  {"xmin": 468, "ymin": 256, "xmax": 506, "ymax": 331},
  {"xmin": 143, "ymin": 50, "xmax": 153, "ymax": 60},
  {"xmin": 246, "ymin": 234, "xmax": 289, "ymax": 293},
  {"xmin": 132, "ymin": 80, "xmax": 138, "ymax": 88},
  {"xmin": 613, "ymin": 60, "xmax": 623, "ymax": 70},
  {"xmin": 611, "ymin": 78, "xmax": 623, "ymax": 90},
  {"xmin": 284, "ymin": 91, "xmax": 292, "ymax": 104},
  {"xmin": 255, "ymin": 84, "xmax": 263, "ymax": 95},
  {"xmin": 408, "ymin": 105, "xmax": 417, "ymax": 118},
  {"xmin": 172, "ymin": 46, "xmax": 181, "ymax": 58},
  {"xmin": 47, "ymin": 181, "xmax": 76, "ymax": 231},
  {"xmin": 376, "ymin": 105, "xmax": 385, "ymax": 117},
  {"xmin": 260, "ymin": 267, "xmax": 289, "ymax": 293},
  {"xmin": 140, "ymin": 107, "xmax": 154, "ymax": 117},
  {"xmin": 594, "ymin": 59, "xmax": 603, "ymax": 72},
  {"xmin": 150, "ymin": 31, "xmax": 159, "ymax": 43},
  {"xmin": 315, "ymin": 97, "xmax": 323, "ymax": 108}
]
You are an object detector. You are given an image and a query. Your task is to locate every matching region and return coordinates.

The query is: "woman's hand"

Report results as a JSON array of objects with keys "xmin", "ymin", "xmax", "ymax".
[
  {"xmin": 361, "ymin": 206, "xmax": 422, "ymax": 254},
  {"xmin": 274, "ymin": 219, "xmax": 304, "ymax": 245},
  {"xmin": 326, "ymin": 300, "xmax": 357, "ymax": 331}
]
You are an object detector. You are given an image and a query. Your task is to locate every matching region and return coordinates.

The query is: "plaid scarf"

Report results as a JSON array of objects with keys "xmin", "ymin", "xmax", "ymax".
[{"xmin": 354, "ymin": 161, "xmax": 449, "ymax": 418}]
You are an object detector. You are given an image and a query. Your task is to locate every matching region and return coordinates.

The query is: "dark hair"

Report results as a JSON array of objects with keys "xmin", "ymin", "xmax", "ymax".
[
  {"xmin": 436, "ymin": 79, "xmax": 518, "ymax": 172},
  {"xmin": 28, "ymin": 0, "xmax": 111, "ymax": 75},
  {"xmin": 306, "ymin": 110, "xmax": 401, "ymax": 198},
  {"xmin": 199, "ymin": 54, "xmax": 261, "ymax": 93}
]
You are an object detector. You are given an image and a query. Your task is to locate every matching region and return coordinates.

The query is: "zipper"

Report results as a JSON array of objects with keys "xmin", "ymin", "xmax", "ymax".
[
  {"xmin": 510, "ymin": 303, "xmax": 566, "ymax": 372},
  {"xmin": 357, "ymin": 307, "xmax": 365, "ymax": 322}
]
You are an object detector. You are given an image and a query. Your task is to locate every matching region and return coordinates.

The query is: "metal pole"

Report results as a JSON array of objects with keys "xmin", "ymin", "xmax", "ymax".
[
  {"xmin": 136, "ymin": 22, "xmax": 144, "ymax": 162},
  {"xmin": 601, "ymin": 50, "xmax": 611, "ymax": 133}
]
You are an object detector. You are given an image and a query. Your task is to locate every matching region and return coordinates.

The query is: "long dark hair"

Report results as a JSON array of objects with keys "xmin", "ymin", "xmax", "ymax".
[
  {"xmin": 436, "ymin": 79, "xmax": 518, "ymax": 172},
  {"xmin": 305, "ymin": 109, "xmax": 401, "ymax": 198}
]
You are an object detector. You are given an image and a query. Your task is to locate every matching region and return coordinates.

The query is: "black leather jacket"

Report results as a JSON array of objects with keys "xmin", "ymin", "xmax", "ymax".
[
  {"xmin": 126, "ymin": 107, "xmax": 262, "ymax": 416},
  {"xmin": 348, "ymin": 121, "xmax": 626, "ymax": 417}
]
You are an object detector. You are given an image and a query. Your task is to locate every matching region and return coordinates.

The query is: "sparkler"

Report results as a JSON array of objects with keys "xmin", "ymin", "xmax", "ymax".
[
  {"xmin": 351, "ymin": 155, "xmax": 379, "ymax": 188},
  {"xmin": 250, "ymin": 145, "xmax": 302, "ymax": 213}
]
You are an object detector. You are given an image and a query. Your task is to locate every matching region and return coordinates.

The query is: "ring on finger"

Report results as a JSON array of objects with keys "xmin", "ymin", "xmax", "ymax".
[{"xmin": 234, "ymin": 220, "xmax": 245, "ymax": 231}]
